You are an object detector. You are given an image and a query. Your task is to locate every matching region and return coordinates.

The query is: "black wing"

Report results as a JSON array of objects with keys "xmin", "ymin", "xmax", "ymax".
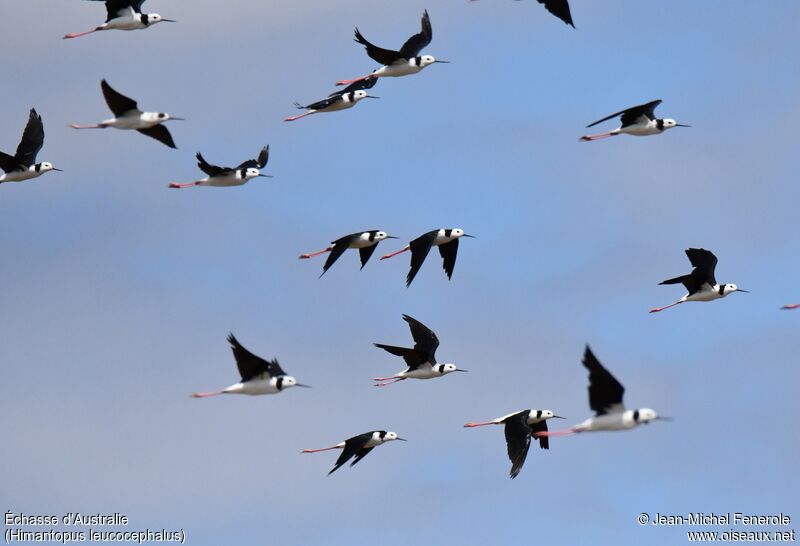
[
  {"xmin": 237, "ymin": 146, "xmax": 269, "ymax": 170},
  {"xmin": 586, "ymin": 100, "xmax": 662, "ymax": 129},
  {"xmin": 583, "ymin": 346, "xmax": 625, "ymax": 416},
  {"xmin": 438, "ymin": 239, "xmax": 459, "ymax": 280},
  {"xmin": 196, "ymin": 152, "xmax": 230, "ymax": 176},
  {"xmin": 349, "ymin": 447, "xmax": 374, "ymax": 467},
  {"xmin": 227, "ymin": 333, "xmax": 275, "ymax": 382},
  {"xmin": 0, "ymin": 151, "xmax": 21, "ymax": 173},
  {"xmin": 504, "ymin": 413, "xmax": 532, "ymax": 479},
  {"xmin": 329, "ymin": 432, "xmax": 373, "ymax": 475},
  {"xmin": 137, "ymin": 125, "xmax": 177, "ymax": 149},
  {"xmin": 331, "ymin": 76, "xmax": 378, "ymax": 98},
  {"xmin": 406, "ymin": 230, "xmax": 437, "ymax": 287},
  {"xmin": 93, "ymin": 0, "xmax": 143, "ymax": 21},
  {"xmin": 15, "ymin": 109, "xmax": 44, "ymax": 167},
  {"xmin": 402, "ymin": 314, "xmax": 439, "ymax": 362},
  {"xmin": 398, "ymin": 10, "xmax": 433, "ymax": 59},
  {"xmin": 530, "ymin": 419, "xmax": 550, "ymax": 450},
  {"xmin": 359, "ymin": 245, "xmax": 378, "ymax": 269},
  {"xmin": 101, "ymin": 79, "xmax": 139, "ymax": 117},
  {"xmin": 354, "ymin": 28, "xmax": 402, "ymax": 65},
  {"xmin": 659, "ymin": 248, "xmax": 717, "ymax": 295},
  {"xmin": 321, "ymin": 239, "xmax": 351, "ymax": 276},
  {"xmin": 374, "ymin": 343, "xmax": 429, "ymax": 370},
  {"xmin": 537, "ymin": 0, "xmax": 574, "ymax": 27}
]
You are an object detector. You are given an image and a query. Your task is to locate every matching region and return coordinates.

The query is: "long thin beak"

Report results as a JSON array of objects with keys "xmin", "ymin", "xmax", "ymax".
[
  {"xmin": 434, "ymin": 60, "xmax": 451, "ymax": 63},
  {"xmin": 462, "ymin": 234, "xmax": 476, "ymax": 238},
  {"xmin": 170, "ymin": 117, "xmax": 185, "ymax": 121},
  {"xmin": 161, "ymin": 19, "xmax": 177, "ymax": 22},
  {"xmin": 655, "ymin": 416, "xmax": 672, "ymax": 421},
  {"xmin": 52, "ymin": 168, "xmax": 64, "ymax": 172},
  {"xmin": 386, "ymin": 235, "xmax": 399, "ymax": 239},
  {"xmin": 365, "ymin": 95, "xmax": 380, "ymax": 99},
  {"xmin": 675, "ymin": 124, "xmax": 691, "ymax": 127},
  {"xmin": 552, "ymin": 415, "xmax": 566, "ymax": 419},
  {"xmin": 295, "ymin": 383, "xmax": 312, "ymax": 388},
  {"xmin": 737, "ymin": 289, "xmax": 750, "ymax": 293},
  {"xmin": 454, "ymin": 369, "xmax": 469, "ymax": 372},
  {"xmin": 257, "ymin": 174, "xmax": 273, "ymax": 178},
  {"xmin": 395, "ymin": 438, "xmax": 407, "ymax": 441}
]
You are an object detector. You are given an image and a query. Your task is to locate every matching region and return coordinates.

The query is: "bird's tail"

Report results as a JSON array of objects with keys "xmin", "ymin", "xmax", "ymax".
[{"xmin": 658, "ymin": 274, "xmax": 692, "ymax": 285}]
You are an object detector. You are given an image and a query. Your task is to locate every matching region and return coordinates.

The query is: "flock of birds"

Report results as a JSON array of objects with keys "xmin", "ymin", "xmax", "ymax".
[{"xmin": 4, "ymin": 0, "xmax": 798, "ymax": 479}]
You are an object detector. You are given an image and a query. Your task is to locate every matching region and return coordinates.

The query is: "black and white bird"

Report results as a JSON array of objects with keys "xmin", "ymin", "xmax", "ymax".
[
  {"xmin": 64, "ymin": 0, "xmax": 175, "ymax": 39},
  {"xmin": 580, "ymin": 100, "xmax": 689, "ymax": 142},
  {"xmin": 70, "ymin": 79, "xmax": 182, "ymax": 148},
  {"xmin": 373, "ymin": 314, "xmax": 467, "ymax": 387},
  {"xmin": 471, "ymin": 0, "xmax": 574, "ymax": 28},
  {"xmin": 335, "ymin": 10, "xmax": 448, "ymax": 86},
  {"xmin": 464, "ymin": 409, "xmax": 565, "ymax": 479},
  {"xmin": 169, "ymin": 147, "xmax": 270, "ymax": 188},
  {"xmin": 380, "ymin": 228, "xmax": 474, "ymax": 286},
  {"xmin": 285, "ymin": 78, "xmax": 379, "ymax": 122},
  {"xmin": 299, "ymin": 231, "xmax": 398, "ymax": 276},
  {"xmin": 650, "ymin": 248, "xmax": 748, "ymax": 313},
  {"xmin": 191, "ymin": 334, "xmax": 310, "ymax": 398},
  {"xmin": 302, "ymin": 431, "xmax": 406, "ymax": 475},
  {"xmin": 0, "ymin": 109, "xmax": 62, "ymax": 184},
  {"xmin": 537, "ymin": 346, "xmax": 670, "ymax": 438}
]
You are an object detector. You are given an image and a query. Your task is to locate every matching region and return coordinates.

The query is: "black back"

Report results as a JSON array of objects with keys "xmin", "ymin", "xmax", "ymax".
[
  {"xmin": 227, "ymin": 333, "xmax": 285, "ymax": 382},
  {"xmin": 659, "ymin": 248, "xmax": 718, "ymax": 295},
  {"xmin": 97, "ymin": 0, "xmax": 146, "ymax": 22},
  {"xmin": 438, "ymin": 239, "xmax": 460, "ymax": 280},
  {"xmin": 237, "ymin": 146, "xmax": 269, "ymax": 170},
  {"xmin": 1, "ymin": 109, "xmax": 45, "ymax": 172},
  {"xmin": 583, "ymin": 345, "xmax": 625, "ymax": 416},
  {"xmin": 101, "ymin": 79, "xmax": 139, "ymax": 117},
  {"xmin": 329, "ymin": 432, "xmax": 376, "ymax": 475},
  {"xmin": 353, "ymin": 10, "xmax": 431, "ymax": 65},
  {"xmin": 196, "ymin": 152, "xmax": 231, "ymax": 176},
  {"xmin": 586, "ymin": 100, "xmax": 662, "ymax": 129},
  {"xmin": 406, "ymin": 229, "xmax": 438, "ymax": 286},
  {"xmin": 537, "ymin": 0, "xmax": 574, "ymax": 27},
  {"xmin": 301, "ymin": 78, "xmax": 377, "ymax": 111},
  {"xmin": 137, "ymin": 125, "xmax": 176, "ymax": 149},
  {"xmin": 373, "ymin": 314, "xmax": 439, "ymax": 370}
]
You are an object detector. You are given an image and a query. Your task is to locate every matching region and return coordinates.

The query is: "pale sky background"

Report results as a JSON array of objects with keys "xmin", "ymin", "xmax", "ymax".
[{"xmin": 1, "ymin": 1, "xmax": 798, "ymax": 544}]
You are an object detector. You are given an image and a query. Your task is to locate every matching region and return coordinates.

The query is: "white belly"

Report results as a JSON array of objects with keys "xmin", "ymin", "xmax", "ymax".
[
  {"xmin": 575, "ymin": 414, "xmax": 633, "ymax": 432},
  {"xmin": 0, "ymin": 169, "xmax": 40, "ymax": 183},
  {"xmin": 375, "ymin": 63, "xmax": 422, "ymax": 78},
  {"xmin": 230, "ymin": 379, "xmax": 279, "ymax": 395},
  {"xmin": 200, "ymin": 174, "xmax": 245, "ymax": 187},
  {"xmin": 620, "ymin": 124, "xmax": 661, "ymax": 136},
  {"xmin": 107, "ymin": 115, "xmax": 148, "ymax": 130},
  {"xmin": 400, "ymin": 366, "xmax": 438, "ymax": 380},
  {"xmin": 106, "ymin": 17, "xmax": 146, "ymax": 31}
]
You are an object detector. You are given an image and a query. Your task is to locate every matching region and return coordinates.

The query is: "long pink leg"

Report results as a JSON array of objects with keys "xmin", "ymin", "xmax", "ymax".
[
  {"xmin": 649, "ymin": 301, "xmax": 683, "ymax": 313},
  {"xmin": 168, "ymin": 181, "xmax": 201, "ymax": 189},
  {"xmin": 299, "ymin": 247, "xmax": 333, "ymax": 259},
  {"xmin": 190, "ymin": 390, "xmax": 224, "ymax": 398},
  {"xmin": 302, "ymin": 445, "xmax": 343, "ymax": 453},
  {"xmin": 284, "ymin": 112, "xmax": 314, "ymax": 122},
  {"xmin": 69, "ymin": 124, "xmax": 105, "ymax": 129},
  {"xmin": 335, "ymin": 75, "xmax": 371, "ymax": 86},
  {"xmin": 380, "ymin": 245, "xmax": 410, "ymax": 260},
  {"xmin": 463, "ymin": 421, "xmax": 498, "ymax": 428},
  {"xmin": 374, "ymin": 377, "xmax": 406, "ymax": 387},
  {"xmin": 579, "ymin": 132, "xmax": 617, "ymax": 142},
  {"xmin": 63, "ymin": 29, "xmax": 99, "ymax": 40},
  {"xmin": 535, "ymin": 428, "xmax": 576, "ymax": 438},
  {"xmin": 781, "ymin": 304, "xmax": 800, "ymax": 310}
]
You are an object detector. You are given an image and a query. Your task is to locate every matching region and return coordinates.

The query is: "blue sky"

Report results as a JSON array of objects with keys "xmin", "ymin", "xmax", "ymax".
[{"xmin": 1, "ymin": 1, "xmax": 798, "ymax": 544}]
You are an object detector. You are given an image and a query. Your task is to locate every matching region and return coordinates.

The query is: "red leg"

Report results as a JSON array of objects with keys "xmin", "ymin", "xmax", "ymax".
[
  {"xmin": 285, "ymin": 112, "xmax": 313, "ymax": 122},
  {"xmin": 190, "ymin": 390, "xmax": 224, "ymax": 398},
  {"xmin": 463, "ymin": 421, "xmax": 498, "ymax": 428},
  {"xmin": 535, "ymin": 428, "xmax": 576, "ymax": 438},
  {"xmin": 302, "ymin": 445, "xmax": 343, "ymax": 453},
  {"xmin": 374, "ymin": 377, "xmax": 406, "ymax": 387},
  {"xmin": 169, "ymin": 181, "xmax": 201, "ymax": 189},
  {"xmin": 649, "ymin": 301, "xmax": 682, "ymax": 313},
  {"xmin": 781, "ymin": 304, "xmax": 800, "ymax": 310},
  {"xmin": 579, "ymin": 132, "xmax": 617, "ymax": 142},
  {"xmin": 63, "ymin": 29, "xmax": 99, "ymax": 40},
  {"xmin": 335, "ymin": 75, "xmax": 371, "ymax": 86},
  {"xmin": 299, "ymin": 247, "xmax": 333, "ymax": 259},
  {"xmin": 380, "ymin": 245, "xmax": 410, "ymax": 260}
]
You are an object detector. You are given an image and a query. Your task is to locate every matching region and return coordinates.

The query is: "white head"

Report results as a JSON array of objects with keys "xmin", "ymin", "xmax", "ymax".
[
  {"xmin": 437, "ymin": 363, "xmax": 468, "ymax": 375},
  {"xmin": 381, "ymin": 431, "xmax": 406, "ymax": 442},
  {"xmin": 374, "ymin": 231, "xmax": 391, "ymax": 241},
  {"xmin": 153, "ymin": 112, "xmax": 184, "ymax": 123},
  {"xmin": 633, "ymin": 408, "xmax": 670, "ymax": 424},
  {"xmin": 418, "ymin": 55, "xmax": 449, "ymax": 68},
  {"xmin": 661, "ymin": 119, "xmax": 691, "ymax": 130},
  {"xmin": 276, "ymin": 375, "xmax": 311, "ymax": 391},
  {"xmin": 244, "ymin": 167, "xmax": 261, "ymax": 180},
  {"xmin": 538, "ymin": 410, "xmax": 566, "ymax": 420},
  {"xmin": 720, "ymin": 283, "xmax": 748, "ymax": 296},
  {"xmin": 147, "ymin": 14, "xmax": 177, "ymax": 25},
  {"xmin": 36, "ymin": 162, "xmax": 62, "ymax": 174},
  {"xmin": 448, "ymin": 228, "xmax": 475, "ymax": 240}
]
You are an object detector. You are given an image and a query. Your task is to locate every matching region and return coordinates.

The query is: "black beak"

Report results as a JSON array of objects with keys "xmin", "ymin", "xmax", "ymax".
[
  {"xmin": 675, "ymin": 124, "xmax": 691, "ymax": 127},
  {"xmin": 295, "ymin": 383, "xmax": 312, "ymax": 388},
  {"xmin": 454, "ymin": 369, "xmax": 469, "ymax": 372},
  {"xmin": 365, "ymin": 95, "xmax": 380, "ymax": 99},
  {"xmin": 552, "ymin": 415, "xmax": 566, "ymax": 419},
  {"xmin": 655, "ymin": 416, "xmax": 672, "ymax": 421},
  {"xmin": 396, "ymin": 437, "xmax": 407, "ymax": 441},
  {"xmin": 737, "ymin": 289, "xmax": 750, "ymax": 293},
  {"xmin": 161, "ymin": 19, "xmax": 177, "ymax": 22},
  {"xmin": 434, "ymin": 60, "xmax": 451, "ymax": 63},
  {"xmin": 52, "ymin": 168, "xmax": 64, "ymax": 172},
  {"xmin": 171, "ymin": 117, "xmax": 185, "ymax": 121},
  {"xmin": 257, "ymin": 174, "xmax": 273, "ymax": 178},
  {"xmin": 386, "ymin": 235, "xmax": 399, "ymax": 239},
  {"xmin": 462, "ymin": 234, "xmax": 476, "ymax": 238}
]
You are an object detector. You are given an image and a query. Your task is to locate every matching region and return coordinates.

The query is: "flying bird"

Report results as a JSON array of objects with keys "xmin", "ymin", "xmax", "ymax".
[
  {"xmin": 64, "ymin": 0, "xmax": 176, "ymax": 39},
  {"xmin": 335, "ymin": 10, "xmax": 448, "ymax": 87},
  {"xmin": 0, "ymin": 109, "xmax": 62, "ymax": 184},
  {"xmin": 380, "ymin": 228, "xmax": 474, "ymax": 286},
  {"xmin": 464, "ymin": 409, "xmax": 565, "ymax": 479},
  {"xmin": 650, "ymin": 248, "xmax": 748, "ymax": 313},
  {"xmin": 302, "ymin": 431, "xmax": 405, "ymax": 475},
  {"xmin": 537, "ymin": 346, "xmax": 670, "ymax": 439},
  {"xmin": 70, "ymin": 79, "xmax": 182, "ymax": 148},
  {"xmin": 373, "ymin": 314, "xmax": 467, "ymax": 387},
  {"xmin": 579, "ymin": 100, "xmax": 689, "ymax": 142},
  {"xmin": 169, "ymin": 146, "xmax": 271, "ymax": 188},
  {"xmin": 285, "ymin": 78, "xmax": 379, "ymax": 122},
  {"xmin": 470, "ymin": 0, "xmax": 574, "ymax": 28},
  {"xmin": 299, "ymin": 231, "xmax": 398, "ymax": 276},
  {"xmin": 191, "ymin": 334, "xmax": 310, "ymax": 398}
]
